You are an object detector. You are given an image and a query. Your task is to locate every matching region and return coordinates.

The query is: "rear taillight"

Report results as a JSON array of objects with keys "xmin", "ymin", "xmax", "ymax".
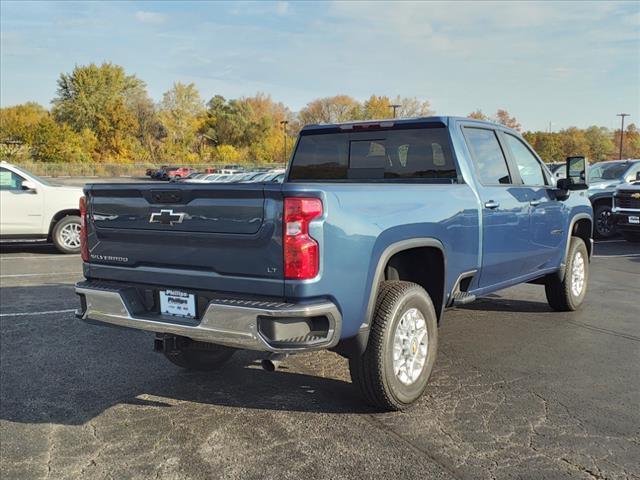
[
  {"xmin": 284, "ymin": 197, "xmax": 323, "ymax": 279},
  {"xmin": 79, "ymin": 196, "xmax": 89, "ymax": 262}
]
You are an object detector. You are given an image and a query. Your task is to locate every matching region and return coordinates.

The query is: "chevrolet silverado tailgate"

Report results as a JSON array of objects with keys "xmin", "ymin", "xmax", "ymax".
[{"xmin": 83, "ymin": 183, "xmax": 284, "ymax": 296}]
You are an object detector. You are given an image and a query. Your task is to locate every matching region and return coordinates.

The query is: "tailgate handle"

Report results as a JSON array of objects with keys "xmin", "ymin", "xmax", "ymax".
[{"xmin": 151, "ymin": 190, "xmax": 183, "ymax": 203}]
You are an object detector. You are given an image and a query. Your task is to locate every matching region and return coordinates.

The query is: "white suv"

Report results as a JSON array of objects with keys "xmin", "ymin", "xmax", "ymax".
[{"xmin": 0, "ymin": 162, "xmax": 84, "ymax": 253}]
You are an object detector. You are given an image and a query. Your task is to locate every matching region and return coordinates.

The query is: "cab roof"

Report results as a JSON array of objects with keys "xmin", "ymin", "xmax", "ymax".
[{"xmin": 300, "ymin": 116, "xmax": 509, "ymax": 134}]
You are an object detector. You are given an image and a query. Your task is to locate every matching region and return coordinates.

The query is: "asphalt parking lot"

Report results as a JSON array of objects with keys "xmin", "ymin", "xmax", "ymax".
[{"xmin": 1, "ymin": 181, "xmax": 639, "ymax": 479}]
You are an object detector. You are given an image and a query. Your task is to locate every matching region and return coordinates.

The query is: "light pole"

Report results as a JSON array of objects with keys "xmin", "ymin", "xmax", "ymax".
[
  {"xmin": 390, "ymin": 104, "xmax": 401, "ymax": 118},
  {"xmin": 617, "ymin": 113, "xmax": 629, "ymax": 160},
  {"xmin": 280, "ymin": 120, "xmax": 289, "ymax": 164}
]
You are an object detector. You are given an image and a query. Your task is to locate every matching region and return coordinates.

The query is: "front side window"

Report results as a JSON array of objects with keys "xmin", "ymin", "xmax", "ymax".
[
  {"xmin": 504, "ymin": 134, "xmax": 547, "ymax": 186},
  {"xmin": 0, "ymin": 168, "xmax": 24, "ymax": 191},
  {"xmin": 288, "ymin": 127, "xmax": 457, "ymax": 181},
  {"xmin": 463, "ymin": 128, "xmax": 511, "ymax": 185}
]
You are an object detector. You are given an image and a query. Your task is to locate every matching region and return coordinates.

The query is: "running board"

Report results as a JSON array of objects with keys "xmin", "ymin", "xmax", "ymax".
[{"xmin": 451, "ymin": 292, "xmax": 476, "ymax": 306}]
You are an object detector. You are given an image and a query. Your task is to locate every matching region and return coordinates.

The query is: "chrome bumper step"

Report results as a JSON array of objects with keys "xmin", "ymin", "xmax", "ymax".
[{"xmin": 75, "ymin": 282, "xmax": 341, "ymax": 353}]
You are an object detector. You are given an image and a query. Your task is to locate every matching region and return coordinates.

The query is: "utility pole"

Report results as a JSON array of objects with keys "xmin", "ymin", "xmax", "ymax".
[
  {"xmin": 280, "ymin": 120, "xmax": 289, "ymax": 163},
  {"xmin": 390, "ymin": 104, "xmax": 401, "ymax": 118},
  {"xmin": 617, "ymin": 113, "xmax": 629, "ymax": 160}
]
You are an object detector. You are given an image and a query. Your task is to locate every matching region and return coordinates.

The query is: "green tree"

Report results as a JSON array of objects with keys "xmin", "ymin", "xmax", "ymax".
[
  {"xmin": 584, "ymin": 126, "xmax": 614, "ymax": 162},
  {"xmin": 200, "ymin": 95, "xmax": 256, "ymax": 147},
  {"xmin": 158, "ymin": 82, "xmax": 205, "ymax": 162}
]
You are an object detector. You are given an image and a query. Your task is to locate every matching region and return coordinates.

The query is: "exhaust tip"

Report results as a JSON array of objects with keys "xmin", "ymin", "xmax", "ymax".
[
  {"xmin": 260, "ymin": 353, "xmax": 288, "ymax": 372},
  {"xmin": 261, "ymin": 359, "xmax": 277, "ymax": 372}
]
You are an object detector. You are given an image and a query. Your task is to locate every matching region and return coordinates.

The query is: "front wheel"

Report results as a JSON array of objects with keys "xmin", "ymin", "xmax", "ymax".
[
  {"xmin": 349, "ymin": 281, "xmax": 438, "ymax": 411},
  {"xmin": 52, "ymin": 215, "xmax": 82, "ymax": 254},
  {"xmin": 545, "ymin": 237, "xmax": 589, "ymax": 311},
  {"xmin": 594, "ymin": 204, "xmax": 615, "ymax": 239}
]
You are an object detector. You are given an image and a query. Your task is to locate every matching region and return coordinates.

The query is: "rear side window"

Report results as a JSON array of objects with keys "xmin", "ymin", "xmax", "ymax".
[
  {"xmin": 288, "ymin": 127, "xmax": 457, "ymax": 182},
  {"xmin": 463, "ymin": 128, "xmax": 511, "ymax": 185}
]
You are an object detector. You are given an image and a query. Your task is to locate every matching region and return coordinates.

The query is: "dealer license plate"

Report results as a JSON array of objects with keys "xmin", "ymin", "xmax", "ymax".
[
  {"xmin": 629, "ymin": 216, "xmax": 639, "ymax": 224},
  {"xmin": 159, "ymin": 289, "xmax": 195, "ymax": 318}
]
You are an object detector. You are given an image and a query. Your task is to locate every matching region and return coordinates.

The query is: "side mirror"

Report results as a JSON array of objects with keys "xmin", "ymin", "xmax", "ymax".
[
  {"xmin": 636, "ymin": 171, "xmax": 640, "ymax": 182},
  {"xmin": 564, "ymin": 156, "xmax": 588, "ymax": 190},
  {"xmin": 21, "ymin": 180, "xmax": 37, "ymax": 193}
]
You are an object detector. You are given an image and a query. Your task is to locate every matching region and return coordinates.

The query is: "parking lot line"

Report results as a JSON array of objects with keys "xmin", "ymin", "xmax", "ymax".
[
  {"xmin": 0, "ymin": 255, "xmax": 80, "ymax": 260},
  {"xmin": 0, "ymin": 309, "xmax": 76, "ymax": 317},
  {"xmin": 0, "ymin": 272, "xmax": 82, "ymax": 278}
]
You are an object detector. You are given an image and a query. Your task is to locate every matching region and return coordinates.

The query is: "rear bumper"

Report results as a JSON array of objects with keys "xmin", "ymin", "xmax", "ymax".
[{"xmin": 75, "ymin": 281, "xmax": 341, "ymax": 353}]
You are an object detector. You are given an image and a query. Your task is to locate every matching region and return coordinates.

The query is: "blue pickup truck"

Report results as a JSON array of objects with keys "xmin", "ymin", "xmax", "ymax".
[{"xmin": 76, "ymin": 117, "xmax": 593, "ymax": 410}]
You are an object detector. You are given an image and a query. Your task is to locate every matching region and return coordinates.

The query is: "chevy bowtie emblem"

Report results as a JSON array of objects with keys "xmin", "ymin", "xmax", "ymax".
[
  {"xmin": 149, "ymin": 209, "xmax": 185, "ymax": 226},
  {"xmin": 632, "ymin": 193, "xmax": 640, "ymax": 200}
]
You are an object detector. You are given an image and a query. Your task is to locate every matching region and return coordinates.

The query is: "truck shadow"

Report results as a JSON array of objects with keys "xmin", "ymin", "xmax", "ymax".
[
  {"xmin": 457, "ymin": 295, "xmax": 553, "ymax": 313},
  {"xmin": 0, "ymin": 242, "xmax": 62, "ymax": 255},
  {"xmin": 0, "ymin": 286, "xmax": 371, "ymax": 426}
]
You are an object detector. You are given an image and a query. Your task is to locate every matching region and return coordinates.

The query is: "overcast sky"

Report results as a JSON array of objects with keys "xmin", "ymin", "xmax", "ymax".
[{"xmin": 1, "ymin": 0, "xmax": 638, "ymax": 131}]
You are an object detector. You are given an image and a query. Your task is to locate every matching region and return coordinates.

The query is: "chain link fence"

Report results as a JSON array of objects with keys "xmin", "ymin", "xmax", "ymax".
[{"xmin": 7, "ymin": 161, "xmax": 286, "ymax": 178}]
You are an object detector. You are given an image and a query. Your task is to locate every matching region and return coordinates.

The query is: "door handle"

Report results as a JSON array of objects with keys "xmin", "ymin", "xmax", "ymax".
[
  {"xmin": 484, "ymin": 200, "xmax": 500, "ymax": 209},
  {"xmin": 529, "ymin": 199, "xmax": 543, "ymax": 206}
]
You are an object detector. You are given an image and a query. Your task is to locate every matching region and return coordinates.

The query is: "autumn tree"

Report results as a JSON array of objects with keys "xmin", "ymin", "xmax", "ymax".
[
  {"xmin": 493, "ymin": 109, "xmax": 521, "ymax": 131},
  {"xmin": 0, "ymin": 103, "xmax": 49, "ymax": 144},
  {"xmin": 52, "ymin": 63, "xmax": 145, "ymax": 159},
  {"xmin": 298, "ymin": 95, "xmax": 362, "ymax": 125},
  {"xmin": 391, "ymin": 96, "xmax": 433, "ymax": 118},
  {"xmin": 613, "ymin": 123, "xmax": 640, "ymax": 159},
  {"xmin": 467, "ymin": 109, "xmax": 488, "ymax": 120},
  {"xmin": 523, "ymin": 131, "xmax": 564, "ymax": 163},
  {"xmin": 363, "ymin": 95, "xmax": 392, "ymax": 119}
]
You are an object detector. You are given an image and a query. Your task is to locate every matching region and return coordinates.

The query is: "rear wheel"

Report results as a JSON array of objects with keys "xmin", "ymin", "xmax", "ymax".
[
  {"xmin": 52, "ymin": 215, "xmax": 82, "ymax": 254},
  {"xmin": 163, "ymin": 339, "xmax": 235, "ymax": 371},
  {"xmin": 545, "ymin": 237, "xmax": 589, "ymax": 311},
  {"xmin": 594, "ymin": 204, "xmax": 615, "ymax": 239},
  {"xmin": 621, "ymin": 231, "xmax": 640, "ymax": 243},
  {"xmin": 349, "ymin": 281, "xmax": 438, "ymax": 411}
]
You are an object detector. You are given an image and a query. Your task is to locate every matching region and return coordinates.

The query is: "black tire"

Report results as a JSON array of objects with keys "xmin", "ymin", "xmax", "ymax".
[
  {"xmin": 545, "ymin": 237, "xmax": 589, "ymax": 311},
  {"xmin": 621, "ymin": 231, "xmax": 640, "ymax": 243},
  {"xmin": 164, "ymin": 341, "xmax": 235, "ymax": 371},
  {"xmin": 349, "ymin": 281, "xmax": 438, "ymax": 411},
  {"xmin": 594, "ymin": 204, "xmax": 615, "ymax": 239},
  {"xmin": 52, "ymin": 215, "xmax": 82, "ymax": 254}
]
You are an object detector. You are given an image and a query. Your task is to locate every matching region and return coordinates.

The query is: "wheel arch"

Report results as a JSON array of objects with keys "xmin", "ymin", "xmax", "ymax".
[
  {"xmin": 47, "ymin": 209, "xmax": 80, "ymax": 240},
  {"xmin": 332, "ymin": 238, "xmax": 446, "ymax": 358},
  {"xmin": 556, "ymin": 213, "xmax": 592, "ymax": 281}
]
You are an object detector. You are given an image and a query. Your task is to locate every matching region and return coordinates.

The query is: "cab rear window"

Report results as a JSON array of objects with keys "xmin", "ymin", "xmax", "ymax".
[{"xmin": 288, "ymin": 127, "xmax": 457, "ymax": 182}]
